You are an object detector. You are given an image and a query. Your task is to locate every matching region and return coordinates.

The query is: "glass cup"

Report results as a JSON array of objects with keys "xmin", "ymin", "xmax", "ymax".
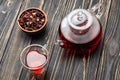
[{"xmin": 20, "ymin": 44, "xmax": 49, "ymax": 79}]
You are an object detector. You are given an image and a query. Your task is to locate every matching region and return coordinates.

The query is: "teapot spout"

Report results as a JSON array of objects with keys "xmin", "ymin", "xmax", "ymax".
[{"xmin": 55, "ymin": 40, "xmax": 64, "ymax": 46}]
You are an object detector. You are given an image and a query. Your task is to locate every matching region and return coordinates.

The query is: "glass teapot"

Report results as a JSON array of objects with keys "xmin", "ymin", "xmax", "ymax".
[{"xmin": 56, "ymin": 3, "xmax": 104, "ymax": 54}]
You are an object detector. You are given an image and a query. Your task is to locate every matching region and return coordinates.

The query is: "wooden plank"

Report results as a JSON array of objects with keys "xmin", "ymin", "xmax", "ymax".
[
  {"xmin": 0, "ymin": 0, "xmax": 24, "ymax": 65},
  {"xmin": 96, "ymin": 0, "xmax": 120, "ymax": 80},
  {"xmin": 0, "ymin": 0, "xmax": 119, "ymax": 80}
]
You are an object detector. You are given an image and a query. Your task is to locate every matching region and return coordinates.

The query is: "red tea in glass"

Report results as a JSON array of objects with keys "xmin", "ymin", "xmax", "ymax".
[{"xmin": 26, "ymin": 50, "xmax": 47, "ymax": 74}]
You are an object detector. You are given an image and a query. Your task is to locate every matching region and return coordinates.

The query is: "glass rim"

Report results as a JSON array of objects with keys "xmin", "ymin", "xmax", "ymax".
[{"xmin": 20, "ymin": 44, "xmax": 49, "ymax": 70}]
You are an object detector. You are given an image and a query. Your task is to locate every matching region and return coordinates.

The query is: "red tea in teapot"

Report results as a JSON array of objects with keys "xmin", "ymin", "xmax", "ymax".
[{"xmin": 58, "ymin": 9, "xmax": 102, "ymax": 54}]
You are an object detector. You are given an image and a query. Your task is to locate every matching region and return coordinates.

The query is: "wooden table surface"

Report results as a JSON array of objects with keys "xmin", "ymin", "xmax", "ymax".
[{"xmin": 0, "ymin": 0, "xmax": 120, "ymax": 80}]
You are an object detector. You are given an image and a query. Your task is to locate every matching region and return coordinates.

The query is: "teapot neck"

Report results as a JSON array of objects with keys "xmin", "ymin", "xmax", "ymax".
[{"xmin": 68, "ymin": 9, "xmax": 93, "ymax": 34}]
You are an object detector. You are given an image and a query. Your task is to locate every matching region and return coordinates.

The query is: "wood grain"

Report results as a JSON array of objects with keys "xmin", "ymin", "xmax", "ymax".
[{"xmin": 0, "ymin": 0, "xmax": 119, "ymax": 80}]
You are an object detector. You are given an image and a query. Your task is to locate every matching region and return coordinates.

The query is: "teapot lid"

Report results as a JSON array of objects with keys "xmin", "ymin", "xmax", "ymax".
[{"xmin": 68, "ymin": 9, "xmax": 93, "ymax": 34}]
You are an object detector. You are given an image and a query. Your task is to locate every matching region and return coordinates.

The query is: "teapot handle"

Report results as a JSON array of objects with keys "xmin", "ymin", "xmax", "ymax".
[{"xmin": 88, "ymin": 2, "xmax": 105, "ymax": 19}]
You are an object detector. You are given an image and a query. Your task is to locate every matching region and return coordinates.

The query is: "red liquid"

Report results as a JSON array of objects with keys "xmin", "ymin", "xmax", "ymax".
[
  {"xmin": 26, "ymin": 50, "xmax": 47, "ymax": 74},
  {"xmin": 59, "ymin": 24, "xmax": 102, "ymax": 55}
]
